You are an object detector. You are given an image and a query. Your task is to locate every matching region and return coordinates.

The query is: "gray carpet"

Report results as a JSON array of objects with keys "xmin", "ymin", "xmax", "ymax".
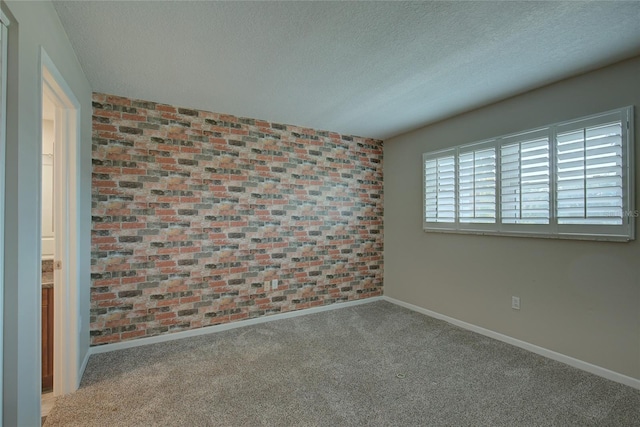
[{"xmin": 44, "ymin": 301, "xmax": 640, "ymax": 426}]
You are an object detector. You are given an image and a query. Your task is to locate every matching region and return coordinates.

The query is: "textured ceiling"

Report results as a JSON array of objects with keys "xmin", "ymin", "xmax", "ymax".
[{"xmin": 53, "ymin": 1, "xmax": 640, "ymax": 140}]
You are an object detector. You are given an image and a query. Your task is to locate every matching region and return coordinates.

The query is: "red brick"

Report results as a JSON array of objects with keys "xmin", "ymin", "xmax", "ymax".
[{"xmin": 90, "ymin": 92, "xmax": 383, "ymax": 346}]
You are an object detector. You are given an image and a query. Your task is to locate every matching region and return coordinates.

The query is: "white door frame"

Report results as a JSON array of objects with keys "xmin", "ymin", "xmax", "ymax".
[{"xmin": 40, "ymin": 48, "xmax": 81, "ymax": 395}]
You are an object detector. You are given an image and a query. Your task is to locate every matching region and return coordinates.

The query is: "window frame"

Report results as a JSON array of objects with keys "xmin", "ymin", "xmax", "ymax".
[{"xmin": 422, "ymin": 106, "xmax": 635, "ymax": 242}]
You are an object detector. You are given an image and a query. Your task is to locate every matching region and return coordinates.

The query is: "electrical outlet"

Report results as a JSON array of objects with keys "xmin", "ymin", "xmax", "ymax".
[
  {"xmin": 264, "ymin": 280, "xmax": 271, "ymax": 292},
  {"xmin": 272, "ymin": 279, "xmax": 278, "ymax": 289},
  {"xmin": 512, "ymin": 296, "xmax": 520, "ymax": 310}
]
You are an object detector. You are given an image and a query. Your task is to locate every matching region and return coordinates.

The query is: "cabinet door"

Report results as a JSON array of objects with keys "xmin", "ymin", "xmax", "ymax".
[{"xmin": 42, "ymin": 288, "xmax": 53, "ymax": 391}]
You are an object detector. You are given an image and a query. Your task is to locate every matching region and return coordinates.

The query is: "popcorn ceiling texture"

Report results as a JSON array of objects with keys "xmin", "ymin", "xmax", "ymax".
[
  {"xmin": 57, "ymin": 2, "xmax": 640, "ymax": 140},
  {"xmin": 91, "ymin": 93, "xmax": 383, "ymax": 345}
]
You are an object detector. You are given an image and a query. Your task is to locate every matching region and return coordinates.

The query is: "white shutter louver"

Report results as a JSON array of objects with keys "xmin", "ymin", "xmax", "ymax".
[
  {"xmin": 501, "ymin": 136, "xmax": 550, "ymax": 224},
  {"xmin": 458, "ymin": 147, "xmax": 496, "ymax": 224},
  {"xmin": 425, "ymin": 154, "xmax": 456, "ymax": 223},
  {"xmin": 556, "ymin": 121, "xmax": 623, "ymax": 225}
]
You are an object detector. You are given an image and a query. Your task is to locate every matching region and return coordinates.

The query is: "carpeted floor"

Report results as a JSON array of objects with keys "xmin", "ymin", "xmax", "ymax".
[{"xmin": 44, "ymin": 301, "xmax": 640, "ymax": 426}]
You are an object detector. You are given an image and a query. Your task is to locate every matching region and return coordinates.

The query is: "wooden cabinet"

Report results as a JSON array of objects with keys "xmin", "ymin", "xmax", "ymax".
[{"xmin": 42, "ymin": 287, "xmax": 54, "ymax": 391}]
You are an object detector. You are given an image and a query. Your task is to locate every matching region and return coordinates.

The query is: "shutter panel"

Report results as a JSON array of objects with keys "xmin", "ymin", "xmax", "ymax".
[
  {"xmin": 556, "ymin": 121, "xmax": 623, "ymax": 225},
  {"xmin": 425, "ymin": 155, "xmax": 456, "ymax": 223},
  {"xmin": 458, "ymin": 147, "xmax": 496, "ymax": 224},
  {"xmin": 500, "ymin": 136, "xmax": 550, "ymax": 224}
]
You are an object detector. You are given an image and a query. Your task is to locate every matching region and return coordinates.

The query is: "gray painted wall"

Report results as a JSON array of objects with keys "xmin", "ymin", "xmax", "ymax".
[
  {"xmin": 2, "ymin": 1, "xmax": 92, "ymax": 425},
  {"xmin": 384, "ymin": 56, "xmax": 640, "ymax": 381}
]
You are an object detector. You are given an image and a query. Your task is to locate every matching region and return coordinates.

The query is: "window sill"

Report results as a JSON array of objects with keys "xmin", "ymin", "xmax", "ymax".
[{"xmin": 422, "ymin": 227, "xmax": 633, "ymax": 243}]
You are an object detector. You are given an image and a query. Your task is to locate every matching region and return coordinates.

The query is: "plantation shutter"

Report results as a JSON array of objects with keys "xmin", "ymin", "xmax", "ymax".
[
  {"xmin": 422, "ymin": 107, "xmax": 632, "ymax": 241},
  {"xmin": 501, "ymin": 136, "xmax": 550, "ymax": 224},
  {"xmin": 424, "ymin": 153, "xmax": 456, "ymax": 223},
  {"xmin": 458, "ymin": 146, "xmax": 496, "ymax": 224},
  {"xmin": 556, "ymin": 121, "xmax": 623, "ymax": 225}
]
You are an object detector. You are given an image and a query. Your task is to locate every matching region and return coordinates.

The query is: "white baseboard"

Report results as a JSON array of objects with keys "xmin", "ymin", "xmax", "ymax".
[
  {"xmin": 88, "ymin": 296, "xmax": 383, "ymax": 356},
  {"xmin": 85, "ymin": 294, "xmax": 640, "ymax": 391},
  {"xmin": 382, "ymin": 296, "xmax": 640, "ymax": 391}
]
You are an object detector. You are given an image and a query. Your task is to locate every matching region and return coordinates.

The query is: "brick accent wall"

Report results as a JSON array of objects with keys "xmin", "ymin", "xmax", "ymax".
[{"xmin": 91, "ymin": 93, "xmax": 384, "ymax": 345}]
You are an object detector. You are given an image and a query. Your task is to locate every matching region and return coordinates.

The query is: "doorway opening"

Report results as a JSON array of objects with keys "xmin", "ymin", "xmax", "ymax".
[
  {"xmin": 41, "ymin": 93, "xmax": 55, "ymax": 396},
  {"xmin": 40, "ymin": 48, "xmax": 81, "ymax": 414}
]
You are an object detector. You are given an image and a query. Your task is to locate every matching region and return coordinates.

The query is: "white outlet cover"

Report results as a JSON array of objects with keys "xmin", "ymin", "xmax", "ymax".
[
  {"xmin": 264, "ymin": 281, "xmax": 270, "ymax": 292},
  {"xmin": 272, "ymin": 279, "xmax": 278, "ymax": 289},
  {"xmin": 512, "ymin": 296, "xmax": 520, "ymax": 310}
]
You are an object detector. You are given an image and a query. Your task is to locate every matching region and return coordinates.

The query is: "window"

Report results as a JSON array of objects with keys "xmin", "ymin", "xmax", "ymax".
[{"xmin": 422, "ymin": 107, "xmax": 634, "ymax": 241}]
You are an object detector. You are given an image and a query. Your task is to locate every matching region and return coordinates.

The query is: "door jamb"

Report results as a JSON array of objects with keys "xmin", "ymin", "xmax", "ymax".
[
  {"xmin": 0, "ymin": 10, "xmax": 11, "ymax": 423},
  {"xmin": 40, "ymin": 47, "xmax": 81, "ymax": 395}
]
